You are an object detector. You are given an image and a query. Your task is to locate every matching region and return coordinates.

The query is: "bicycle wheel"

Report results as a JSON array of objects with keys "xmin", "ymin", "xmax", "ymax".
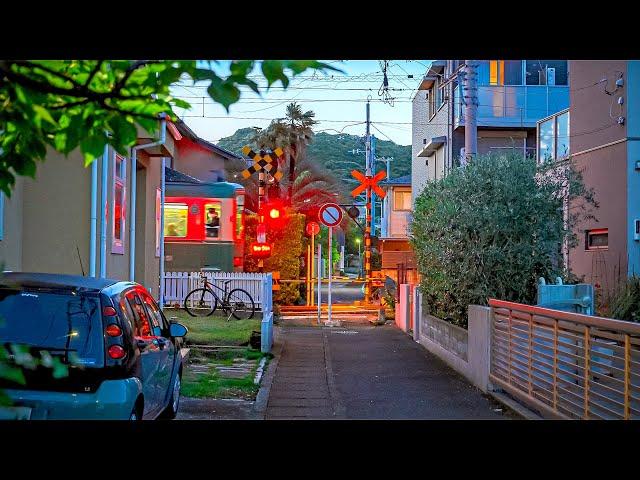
[
  {"xmin": 184, "ymin": 288, "xmax": 217, "ymax": 317},
  {"xmin": 225, "ymin": 288, "xmax": 255, "ymax": 320}
]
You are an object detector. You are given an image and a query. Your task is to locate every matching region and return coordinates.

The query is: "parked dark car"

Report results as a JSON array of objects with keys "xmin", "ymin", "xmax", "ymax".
[{"xmin": 0, "ymin": 272, "xmax": 188, "ymax": 420}]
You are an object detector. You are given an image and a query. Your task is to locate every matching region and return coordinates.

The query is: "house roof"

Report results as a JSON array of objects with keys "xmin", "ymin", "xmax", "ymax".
[
  {"xmin": 174, "ymin": 119, "xmax": 243, "ymax": 161},
  {"xmin": 164, "ymin": 167, "xmax": 204, "ymax": 185},
  {"xmin": 380, "ymin": 174, "xmax": 412, "ymax": 187},
  {"xmin": 0, "ymin": 272, "xmax": 121, "ymax": 291}
]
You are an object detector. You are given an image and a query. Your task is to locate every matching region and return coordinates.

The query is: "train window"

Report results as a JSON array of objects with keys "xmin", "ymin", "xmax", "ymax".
[
  {"xmin": 204, "ymin": 202, "xmax": 221, "ymax": 240},
  {"xmin": 164, "ymin": 203, "xmax": 188, "ymax": 237},
  {"xmin": 236, "ymin": 194, "xmax": 244, "ymax": 240}
]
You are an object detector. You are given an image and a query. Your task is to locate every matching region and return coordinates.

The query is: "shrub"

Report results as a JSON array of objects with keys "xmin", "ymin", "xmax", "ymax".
[
  {"xmin": 608, "ymin": 275, "xmax": 640, "ymax": 322},
  {"xmin": 244, "ymin": 210, "xmax": 306, "ymax": 305},
  {"xmin": 410, "ymin": 152, "xmax": 596, "ymax": 327}
]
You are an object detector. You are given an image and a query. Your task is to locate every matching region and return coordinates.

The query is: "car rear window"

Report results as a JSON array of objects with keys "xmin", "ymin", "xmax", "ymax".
[{"xmin": 0, "ymin": 287, "xmax": 104, "ymax": 367}]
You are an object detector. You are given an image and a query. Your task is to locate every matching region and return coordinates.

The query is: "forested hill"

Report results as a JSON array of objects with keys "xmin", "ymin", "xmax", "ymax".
[{"xmin": 217, "ymin": 128, "xmax": 411, "ymax": 188}]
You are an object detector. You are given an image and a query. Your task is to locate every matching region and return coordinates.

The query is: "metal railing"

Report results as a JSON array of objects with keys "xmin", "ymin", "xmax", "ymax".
[{"xmin": 489, "ymin": 299, "xmax": 640, "ymax": 420}]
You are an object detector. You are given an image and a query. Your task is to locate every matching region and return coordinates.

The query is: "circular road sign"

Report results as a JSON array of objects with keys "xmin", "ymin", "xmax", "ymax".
[
  {"xmin": 319, "ymin": 203, "xmax": 343, "ymax": 228},
  {"xmin": 306, "ymin": 221, "xmax": 320, "ymax": 236}
]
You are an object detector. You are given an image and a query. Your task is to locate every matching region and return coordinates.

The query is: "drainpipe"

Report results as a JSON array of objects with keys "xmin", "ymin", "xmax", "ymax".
[
  {"xmin": 89, "ymin": 159, "xmax": 98, "ymax": 277},
  {"xmin": 100, "ymin": 144, "xmax": 109, "ymax": 278},
  {"xmin": 159, "ymin": 157, "xmax": 166, "ymax": 308},
  {"xmin": 129, "ymin": 114, "xmax": 167, "ymax": 282}
]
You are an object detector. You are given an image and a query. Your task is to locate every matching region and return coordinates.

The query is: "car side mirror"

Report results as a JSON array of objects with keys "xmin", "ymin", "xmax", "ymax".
[{"xmin": 169, "ymin": 322, "xmax": 188, "ymax": 338}]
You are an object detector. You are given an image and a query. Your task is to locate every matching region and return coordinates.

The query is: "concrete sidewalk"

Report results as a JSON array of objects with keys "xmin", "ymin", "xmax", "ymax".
[{"xmin": 265, "ymin": 324, "xmax": 515, "ymax": 420}]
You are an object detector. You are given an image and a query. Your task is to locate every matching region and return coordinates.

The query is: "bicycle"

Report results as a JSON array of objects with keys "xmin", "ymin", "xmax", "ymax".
[{"xmin": 183, "ymin": 273, "xmax": 256, "ymax": 320}]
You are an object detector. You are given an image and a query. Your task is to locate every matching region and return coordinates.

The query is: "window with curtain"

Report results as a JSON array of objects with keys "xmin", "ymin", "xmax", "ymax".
[
  {"xmin": 112, "ymin": 154, "xmax": 126, "ymax": 254},
  {"xmin": 488, "ymin": 60, "xmax": 522, "ymax": 85},
  {"xmin": 394, "ymin": 190, "xmax": 412, "ymax": 211}
]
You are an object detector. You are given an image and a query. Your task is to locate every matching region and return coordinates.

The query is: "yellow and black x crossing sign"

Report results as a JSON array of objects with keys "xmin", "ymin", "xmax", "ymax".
[{"xmin": 241, "ymin": 146, "xmax": 284, "ymax": 180}]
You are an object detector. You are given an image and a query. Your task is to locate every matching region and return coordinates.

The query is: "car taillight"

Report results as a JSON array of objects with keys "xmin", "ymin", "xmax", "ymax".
[
  {"xmin": 105, "ymin": 324, "xmax": 122, "ymax": 337},
  {"xmin": 103, "ymin": 306, "xmax": 117, "ymax": 316},
  {"xmin": 108, "ymin": 345, "xmax": 126, "ymax": 360}
]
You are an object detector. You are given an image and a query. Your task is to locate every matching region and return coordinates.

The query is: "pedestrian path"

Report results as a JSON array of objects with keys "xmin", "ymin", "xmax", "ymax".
[
  {"xmin": 266, "ymin": 324, "xmax": 513, "ymax": 420},
  {"xmin": 265, "ymin": 328, "xmax": 344, "ymax": 419}
]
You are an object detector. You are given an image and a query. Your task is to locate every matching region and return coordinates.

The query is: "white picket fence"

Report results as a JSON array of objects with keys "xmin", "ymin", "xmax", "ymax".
[{"xmin": 163, "ymin": 271, "xmax": 269, "ymax": 310}]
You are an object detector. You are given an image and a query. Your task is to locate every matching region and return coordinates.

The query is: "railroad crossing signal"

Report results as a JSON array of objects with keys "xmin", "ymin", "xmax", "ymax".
[
  {"xmin": 241, "ymin": 146, "xmax": 284, "ymax": 180},
  {"xmin": 272, "ymin": 271, "xmax": 280, "ymax": 291},
  {"xmin": 350, "ymin": 170, "xmax": 387, "ymax": 198}
]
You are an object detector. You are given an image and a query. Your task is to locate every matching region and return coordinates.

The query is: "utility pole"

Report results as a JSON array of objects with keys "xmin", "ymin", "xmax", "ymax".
[
  {"xmin": 463, "ymin": 60, "xmax": 478, "ymax": 166},
  {"xmin": 364, "ymin": 101, "xmax": 373, "ymax": 304},
  {"xmin": 257, "ymin": 168, "xmax": 266, "ymax": 273}
]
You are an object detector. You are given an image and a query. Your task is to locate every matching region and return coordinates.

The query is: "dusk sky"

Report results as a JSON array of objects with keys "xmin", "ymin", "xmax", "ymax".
[{"xmin": 169, "ymin": 60, "xmax": 431, "ymax": 146}]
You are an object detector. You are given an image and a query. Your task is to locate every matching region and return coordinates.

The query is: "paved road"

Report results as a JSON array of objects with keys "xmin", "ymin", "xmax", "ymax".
[
  {"xmin": 317, "ymin": 280, "xmax": 364, "ymax": 304},
  {"xmin": 264, "ymin": 324, "xmax": 514, "ymax": 420}
]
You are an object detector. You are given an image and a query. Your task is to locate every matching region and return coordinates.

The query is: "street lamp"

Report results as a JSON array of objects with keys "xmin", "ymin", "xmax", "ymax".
[{"xmin": 355, "ymin": 238, "xmax": 362, "ymax": 279}]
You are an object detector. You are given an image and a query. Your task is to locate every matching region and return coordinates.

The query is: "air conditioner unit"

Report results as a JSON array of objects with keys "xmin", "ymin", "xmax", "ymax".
[{"xmin": 547, "ymin": 67, "xmax": 556, "ymax": 86}]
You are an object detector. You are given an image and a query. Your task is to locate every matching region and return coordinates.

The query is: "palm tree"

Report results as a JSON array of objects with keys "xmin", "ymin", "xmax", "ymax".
[{"xmin": 252, "ymin": 102, "xmax": 317, "ymax": 203}]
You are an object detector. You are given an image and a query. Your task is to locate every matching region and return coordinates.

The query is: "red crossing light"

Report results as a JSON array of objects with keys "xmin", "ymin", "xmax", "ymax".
[
  {"xmin": 269, "ymin": 208, "xmax": 281, "ymax": 219},
  {"xmin": 249, "ymin": 242, "xmax": 272, "ymax": 259}
]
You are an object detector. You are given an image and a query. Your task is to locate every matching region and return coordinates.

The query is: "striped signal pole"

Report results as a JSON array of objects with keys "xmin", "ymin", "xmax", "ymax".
[{"xmin": 364, "ymin": 101, "xmax": 372, "ymax": 304}]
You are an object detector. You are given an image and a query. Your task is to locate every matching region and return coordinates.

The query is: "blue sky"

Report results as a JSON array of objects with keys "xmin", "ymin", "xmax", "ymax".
[{"xmin": 169, "ymin": 60, "xmax": 431, "ymax": 146}]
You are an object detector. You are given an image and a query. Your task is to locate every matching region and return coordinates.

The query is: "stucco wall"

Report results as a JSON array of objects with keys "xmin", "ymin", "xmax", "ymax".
[
  {"xmin": 21, "ymin": 150, "xmax": 92, "ymax": 275},
  {"xmin": 0, "ymin": 176, "xmax": 24, "ymax": 271},
  {"xmin": 626, "ymin": 61, "xmax": 640, "ymax": 276},
  {"xmin": 173, "ymin": 139, "xmax": 227, "ymax": 183},
  {"xmin": 568, "ymin": 60, "xmax": 630, "ymax": 288},
  {"xmin": 2, "ymin": 144, "xmax": 164, "ymax": 298},
  {"xmin": 412, "ymin": 90, "xmax": 448, "ymax": 204}
]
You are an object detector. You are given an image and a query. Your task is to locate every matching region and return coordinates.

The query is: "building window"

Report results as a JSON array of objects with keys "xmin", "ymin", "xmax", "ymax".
[
  {"xmin": 204, "ymin": 202, "xmax": 221, "ymax": 240},
  {"xmin": 164, "ymin": 203, "xmax": 188, "ymax": 238},
  {"xmin": 235, "ymin": 194, "xmax": 244, "ymax": 241},
  {"xmin": 525, "ymin": 60, "xmax": 568, "ymax": 86},
  {"xmin": 112, "ymin": 154, "xmax": 126, "ymax": 254},
  {"xmin": 556, "ymin": 111, "xmax": 570, "ymax": 158},
  {"xmin": 155, "ymin": 188, "xmax": 161, "ymax": 257},
  {"xmin": 394, "ymin": 191, "xmax": 412, "ymax": 211},
  {"xmin": 480, "ymin": 61, "xmax": 523, "ymax": 85},
  {"xmin": 586, "ymin": 229, "xmax": 608, "ymax": 251},
  {"xmin": 538, "ymin": 109, "xmax": 570, "ymax": 164}
]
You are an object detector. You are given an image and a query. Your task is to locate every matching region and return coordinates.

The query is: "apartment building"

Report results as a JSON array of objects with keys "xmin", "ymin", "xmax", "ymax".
[
  {"xmin": 538, "ymin": 61, "xmax": 640, "ymax": 293},
  {"xmin": 411, "ymin": 60, "xmax": 570, "ymax": 202},
  {"xmin": 378, "ymin": 175, "xmax": 418, "ymax": 285}
]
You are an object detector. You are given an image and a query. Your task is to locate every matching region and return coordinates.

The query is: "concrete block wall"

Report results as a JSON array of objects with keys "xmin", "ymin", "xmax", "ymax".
[{"xmin": 398, "ymin": 287, "xmax": 492, "ymax": 393}]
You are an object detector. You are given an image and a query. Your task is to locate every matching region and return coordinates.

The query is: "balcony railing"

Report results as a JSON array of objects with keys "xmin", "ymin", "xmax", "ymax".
[{"xmin": 454, "ymin": 85, "xmax": 569, "ymax": 129}]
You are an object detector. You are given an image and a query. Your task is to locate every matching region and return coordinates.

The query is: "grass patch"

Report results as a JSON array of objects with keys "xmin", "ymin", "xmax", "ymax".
[
  {"xmin": 164, "ymin": 308, "xmax": 261, "ymax": 346},
  {"xmin": 181, "ymin": 367, "xmax": 259, "ymax": 399}
]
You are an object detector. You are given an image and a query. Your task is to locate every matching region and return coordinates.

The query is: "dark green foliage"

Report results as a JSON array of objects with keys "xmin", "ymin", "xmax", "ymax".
[
  {"xmin": 0, "ymin": 60, "xmax": 337, "ymax": 196},
  {"xmin": 243, "ymin": 211, "xmax": 306, "ymax": 305},
  {"xmin": 217, "ymin": 129, "xmax": 411, "ymax": 195},
  {"xmin": 410, "ymin": 153, "xmax": 597, "ymax": 327}
]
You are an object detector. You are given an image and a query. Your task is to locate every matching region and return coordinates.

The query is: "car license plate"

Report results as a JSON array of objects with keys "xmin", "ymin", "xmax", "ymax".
[{"xmin": 0, "ymin": 406, "xmax": 32, "ymax": 420}]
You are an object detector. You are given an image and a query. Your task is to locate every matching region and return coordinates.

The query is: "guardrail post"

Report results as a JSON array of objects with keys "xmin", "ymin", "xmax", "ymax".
[{"xmin": 468, "ymin": 305, "xmax": 492, "ymax": 393}]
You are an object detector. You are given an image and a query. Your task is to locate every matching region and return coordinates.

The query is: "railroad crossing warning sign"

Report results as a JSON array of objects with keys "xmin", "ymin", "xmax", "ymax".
[
  {"xmin": 318, "ymin": 203, "xmax": 343, "ymax": 228},
  {"xmin": 272, "ymin": 271, "xmax": 280, "ymax": 291},
  {"xmin": 241, "ymin": 146, "xmax": 284, "ymax": 180},
  {"xmin": 350, "ymin": 170, "xmax": 387, "ymax": 198}
]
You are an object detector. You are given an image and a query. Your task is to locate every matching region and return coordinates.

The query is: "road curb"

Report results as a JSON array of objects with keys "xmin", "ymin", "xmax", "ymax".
[{"xmin": 253, "ymin": 327, "xmax": 283, "ymax": 420}]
